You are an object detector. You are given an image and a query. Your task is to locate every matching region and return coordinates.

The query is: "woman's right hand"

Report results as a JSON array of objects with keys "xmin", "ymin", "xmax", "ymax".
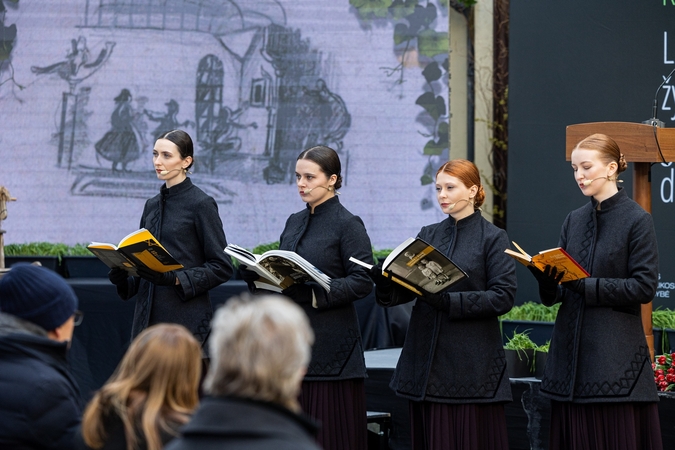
[
  {"xmin": 108, "ymin": 267, "xmax": 129, "ymax": 286},
  {"xmin": 527, "ymin": 265, "xmax": 564, "ymax": 301}
]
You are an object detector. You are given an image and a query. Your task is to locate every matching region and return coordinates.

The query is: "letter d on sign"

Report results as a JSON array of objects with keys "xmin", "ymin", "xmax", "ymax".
[{"xmin": 661, "ymin": 168, "xmax": 674, "ymax": 203}]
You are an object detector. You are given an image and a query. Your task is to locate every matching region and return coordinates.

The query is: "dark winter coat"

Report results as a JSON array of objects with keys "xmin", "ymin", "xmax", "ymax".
[
  {"xmin": 279, "ymin": 196, "xmax": 374, "ymax": 381},
  {"xmin": 118, "ymin": 178, "xmax": 232, "ymax": 346},
  {"xmin": 378, "ymin": 211, "xmax": 517, "ymax": 404},
  {"xmin": 0, "ymin": 313, "xmax": 82, "ymax": 449},
  {"xmin": 164, "ymin": 396, "xmax": 321, "ymax": 450},
  {"xmin": 540, "ymin": 189, "xmax": 659, "ymax": 403}
]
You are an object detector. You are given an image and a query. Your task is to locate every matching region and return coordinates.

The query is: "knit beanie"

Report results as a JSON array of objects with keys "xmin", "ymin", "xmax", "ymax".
[{"xmin": 0, "ymin": 263, "xmax": 78, "ymax": 331}]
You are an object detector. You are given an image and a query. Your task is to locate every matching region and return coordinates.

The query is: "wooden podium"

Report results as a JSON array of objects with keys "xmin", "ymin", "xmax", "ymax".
[{"xmin": 566, "ymin": 122, "xmax": 675, "ymax": 360}]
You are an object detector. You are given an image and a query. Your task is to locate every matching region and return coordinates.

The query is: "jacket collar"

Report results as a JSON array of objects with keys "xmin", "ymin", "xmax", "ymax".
[
  {"xmin": 306, "ymin": 195, "xmax": 340, "ymax": 216},
  {"xmin": 160, "ymin": 177, "xmax": 193, "ymax": 198},
  {"xmin": 590, "ymin": 186, "xmax": 626, "ymax": 211}
]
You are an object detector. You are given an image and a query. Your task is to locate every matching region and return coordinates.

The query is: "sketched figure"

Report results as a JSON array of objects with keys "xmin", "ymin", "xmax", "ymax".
[
  {"xmin": 95, "ymin": 89, "xmax": 141, "ymax": 172},
  {"xmin": 144, "ymin": 99, "xmax": 196, "ymax": 141},
  {"xmin": 212, "ymin": 104, "xmax": 257, "ymax": 152},
  {"xmin": 31, "ymin": 36, "xmax": 115, "ymax": 93},
  {"xmin": 301, "ymin": 79, "xmax": 351, "ymax": 151},
  {"xmin": 204, "ymin": 103, "xmax": 257, "ymax": 173}
]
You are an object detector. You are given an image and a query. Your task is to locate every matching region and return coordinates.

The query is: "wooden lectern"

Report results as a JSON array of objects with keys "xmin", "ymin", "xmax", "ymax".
[{"xmin": 566, "ymin": 122, "xmax": 675, "ymax": 361}]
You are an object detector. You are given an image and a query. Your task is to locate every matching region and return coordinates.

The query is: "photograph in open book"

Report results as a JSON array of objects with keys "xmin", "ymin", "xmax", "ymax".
[
  {"xmin": 382, "ymin": 238, "xmax": 468, "ymax": 294},
  {"xmin": 225, "ymin": 244, "xmax": 331, "ymax": 292}
]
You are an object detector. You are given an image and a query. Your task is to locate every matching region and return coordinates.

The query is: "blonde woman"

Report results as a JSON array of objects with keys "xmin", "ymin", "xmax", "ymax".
[
  {"xmin": 76, "ymin": 324, "xmax": 201, "ymax": 450},
  {"xmin": 165, "ymin": 294, "xmax": 321, "ymax": 450}
]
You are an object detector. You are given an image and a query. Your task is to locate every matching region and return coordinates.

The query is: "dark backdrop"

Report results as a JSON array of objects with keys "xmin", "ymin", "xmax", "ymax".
[{"xmin": 508, "ymin": 0, "xmax": 675, "ymax": 307}]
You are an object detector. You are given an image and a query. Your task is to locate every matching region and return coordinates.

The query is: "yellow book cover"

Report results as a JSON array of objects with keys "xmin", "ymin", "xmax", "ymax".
[
  {"xmin": 504, "ymin": 241, "xmax": 589, "ymax": 283},
  {"xmin": 88, "ymin": 228, "xmax": 183, "ymax": 275}
]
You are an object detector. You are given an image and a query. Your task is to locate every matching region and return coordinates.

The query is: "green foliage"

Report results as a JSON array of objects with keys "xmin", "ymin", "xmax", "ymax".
[
  {"xmin": 417, "ymin": 29, "xmax": 448, "ymax": 58},
  {"xmin": 350, "ymin": 0, "xmax": 393, "ymax": 18},
  {"xmin": 5, "ymin": 242, "xmax": 70, "ymax": 260},
  {"xmin": 0, "ymin": 0, "xmax": 18, "ymax": 61},
  {"xmin": 653, "ymin": 307, "xmax": 675, "ymax": 330},
  {"xmin": 373, "ymin": 248, "xmax": 393, "ymax": 265},
  {"xmin": 252, "ymin": 241, "xmax": 280, "ymax": 254},
  {"xmin": 500, "ymin": 301, "xmax": 560, "ymax": 322},
  {"xmin": 504, "ymin": 329, "xmax": 538, "ymax": 351}
]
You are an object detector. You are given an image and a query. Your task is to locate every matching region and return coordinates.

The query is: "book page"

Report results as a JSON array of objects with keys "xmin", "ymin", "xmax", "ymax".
[
  {"xmin": 532, "ymin": 248, "xmax": 589, "ymax": 282},
  {"xmin": 383, "ymin": 238, "xmax": 467, "ymax": 294}
]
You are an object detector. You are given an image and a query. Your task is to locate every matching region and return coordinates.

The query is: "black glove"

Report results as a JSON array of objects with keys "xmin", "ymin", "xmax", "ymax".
[
  {"xmin": 562, "ymin": 278, "xmax": 584, "ymax": 294},
  {"xmin": 282, "ymin": 282, "xmax": 317, "ymax": 304},
  {"xmin": 367, "ymin": 264, "xmax": 393, "ymax": 292},
  {"xmin": 528, "ymin": 265, "xmax": 564, "ymax": 300},
  {"xmin": 136, "ymin": 266, "xmax": 177, "ymax": 286},
  {"xmin": 108, "ymin": 267, "xmax": 129, "ymax": 286},
  {"xmin": 419, "ymin": 291, "xmax": 449, "ymax": 311},
  {"xmin": 238, "ymin": 267, "xmax": 260, "ymax": 284}
]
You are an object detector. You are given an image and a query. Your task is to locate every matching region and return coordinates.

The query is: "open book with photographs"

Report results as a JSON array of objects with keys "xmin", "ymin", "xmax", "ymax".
[
  {"xmin": 225, "ymin": 244, "xmax": 331, "ymax": 293},
  {"xmin": 504, "ymin": 241, "xmax": 590, "ymax": 283},
  {"xmin": 350, "ymin": 237, "xmax": 468, "ymax": 296}
]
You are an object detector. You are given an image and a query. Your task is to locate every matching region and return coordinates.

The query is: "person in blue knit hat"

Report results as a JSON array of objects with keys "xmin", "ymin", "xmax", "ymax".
[{"xmin": 0, "ymin": 263, "xmax": 83, "ymax": 449}]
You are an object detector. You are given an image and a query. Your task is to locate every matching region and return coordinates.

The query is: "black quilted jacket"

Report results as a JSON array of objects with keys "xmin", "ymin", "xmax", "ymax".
[
  {"xmin": 540, "ymin": 188, "xmax": 660, "ymax": 403},
  {"xmin": 279, "ymin": 196, "xmax": 374, "ymax": 381},
  {"xmin": 119, "ymin": 178, "xmax": 232, "ymax": 347},
  {"xmin": 378, "ymin": 211, "xmax": 517, "ymax": 404}
]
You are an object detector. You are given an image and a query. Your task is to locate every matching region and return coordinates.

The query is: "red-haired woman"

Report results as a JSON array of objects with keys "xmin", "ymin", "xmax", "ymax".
[
  {"xmin": 527, "ymin": 133, "xmax": 662, "ymax": 450},
  {"xmin": 370, "ymin": 159, "xmax": 517, "ymax": 450}
]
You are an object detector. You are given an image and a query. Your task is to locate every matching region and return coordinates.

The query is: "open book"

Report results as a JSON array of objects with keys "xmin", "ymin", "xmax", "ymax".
[
  {"xmin": 504, "ymin": 241, "xmax": 589, "ymax": 283},
  {"xmin": 88, "ymin": 228, "xmax": 183, "ymax": 276},
  {"xmin": 350, "ymin": 237, "xmax": 468, "ymax": 295},
  {"xmin": 225, "ymin": 244, "xmax": 331, "ymax": 293}
]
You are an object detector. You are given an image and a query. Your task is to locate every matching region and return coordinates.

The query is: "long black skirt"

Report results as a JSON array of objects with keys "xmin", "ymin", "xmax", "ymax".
[
  {"xmin": 548, "ymin": 400, "xmax": 663, "ymax": 450},
  {"xmin": 299, "ymin": 378, "xmax": 368, "ymax": 450},
  {"xmin": 409, "ymin": 400, "xmax": 509, "ymax": 450}
]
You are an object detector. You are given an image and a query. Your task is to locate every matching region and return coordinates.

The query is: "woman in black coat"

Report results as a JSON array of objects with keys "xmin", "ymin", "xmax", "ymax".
[
  {"xmin": 369, "ymin": 159, "xmax": 516, "ymax": 450},
  {"xmin": 241, "ymin": 145, "xmax": 374, "ymax": 450},
  {"xmin": 528, "ymin": 133, "xmax": 662, "ymax": 450},
  {"xmin": 107, "ymin": 130, "xmax": 232, "ymax": 350}
]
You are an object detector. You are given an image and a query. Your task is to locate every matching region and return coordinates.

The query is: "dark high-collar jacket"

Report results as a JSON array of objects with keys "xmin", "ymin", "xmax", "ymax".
[
  {"xmin": 540, "ymin": 189, "xmax": 659, "ymax": 403},
  {"xmin": 164, "ymin": 396, "xmax": 321, "ymax": 450},
  {"xmin": 279, "ymin": 196, "xmax": 374, "ymax": 380},
  {"xmin": 378, "ymin": 211, "xmax": 517, "ymax": 403},
  {"xmin": 0, "ymin": 313, "xmax": 82, "ymax": 449},
  {"xmin": 120, "ymin": 178, "xmax": 232, "ymax": 346}
]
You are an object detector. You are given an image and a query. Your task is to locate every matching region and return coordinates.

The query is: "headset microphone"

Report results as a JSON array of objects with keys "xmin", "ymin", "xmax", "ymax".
[
  {"xmin": 447, "ymin": 199, "xmax": 471, "ymax": 210},
  {"xmin": 159, "ymin": 169, "xmax": 182, "ymax": 175}
]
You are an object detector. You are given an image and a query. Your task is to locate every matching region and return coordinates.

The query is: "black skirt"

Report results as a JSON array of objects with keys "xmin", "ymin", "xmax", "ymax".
[
  {"xmin": 548, "ymin": 400, "xmax": 663, "ymax": 450},
  {"xmin": 409, "ymin": 400, "xmax": 509, "ymax": 450},
  {"xmin": 299, "ymin": 378, "xmax": 368, "ymax": 450}
]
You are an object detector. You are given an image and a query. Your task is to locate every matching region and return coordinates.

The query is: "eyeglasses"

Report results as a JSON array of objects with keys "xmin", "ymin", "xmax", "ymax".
[{"xmin": 73, "ymin": 310, "xmax": 84, "ymax": 326}]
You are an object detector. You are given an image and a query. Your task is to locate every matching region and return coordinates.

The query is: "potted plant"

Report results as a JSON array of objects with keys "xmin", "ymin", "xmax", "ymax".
[
  {"xmin": 504, "ymin": 329, "xmax": 539, "ymax": 378},
  {"xmin": 4, "ymin": 242, "xmax": 69, "ymax": 274},
  {"xmin": 500, "ymin": 302, "xmax": 559, "ymax": 347},
  {"xmin": 653, "ymin": 308, "xmax": 675, "ymax": 355}
]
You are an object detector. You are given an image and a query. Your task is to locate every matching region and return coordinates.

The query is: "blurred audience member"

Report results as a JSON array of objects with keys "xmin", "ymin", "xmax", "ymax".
[
  {"xmin": 166, "ymin": 294, "xmax": 320, "ymax": 450},
  {"xmin": 77, "ymin": 324, "xmax": 201, "ymax": 450},
  {"xmin": 0, "ymin": 263, "xmax": 83, "ymax": 449}
]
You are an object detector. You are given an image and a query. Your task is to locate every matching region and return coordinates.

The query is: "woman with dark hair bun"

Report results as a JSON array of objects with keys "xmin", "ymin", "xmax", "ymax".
[
  {"xmin": 527, "ymin": 133, "xmax": 662, "ymax": 450},
  {"xmin": 241, "ymin": 145, "xmax": 374, "ymax": 450},
  {"xmin": 369, "ymin": 159, "xmax": 517, "ymax": 450},
  {"xmin": 107, "ymin": 129, "xmax": 233, "ymax": 356}
]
